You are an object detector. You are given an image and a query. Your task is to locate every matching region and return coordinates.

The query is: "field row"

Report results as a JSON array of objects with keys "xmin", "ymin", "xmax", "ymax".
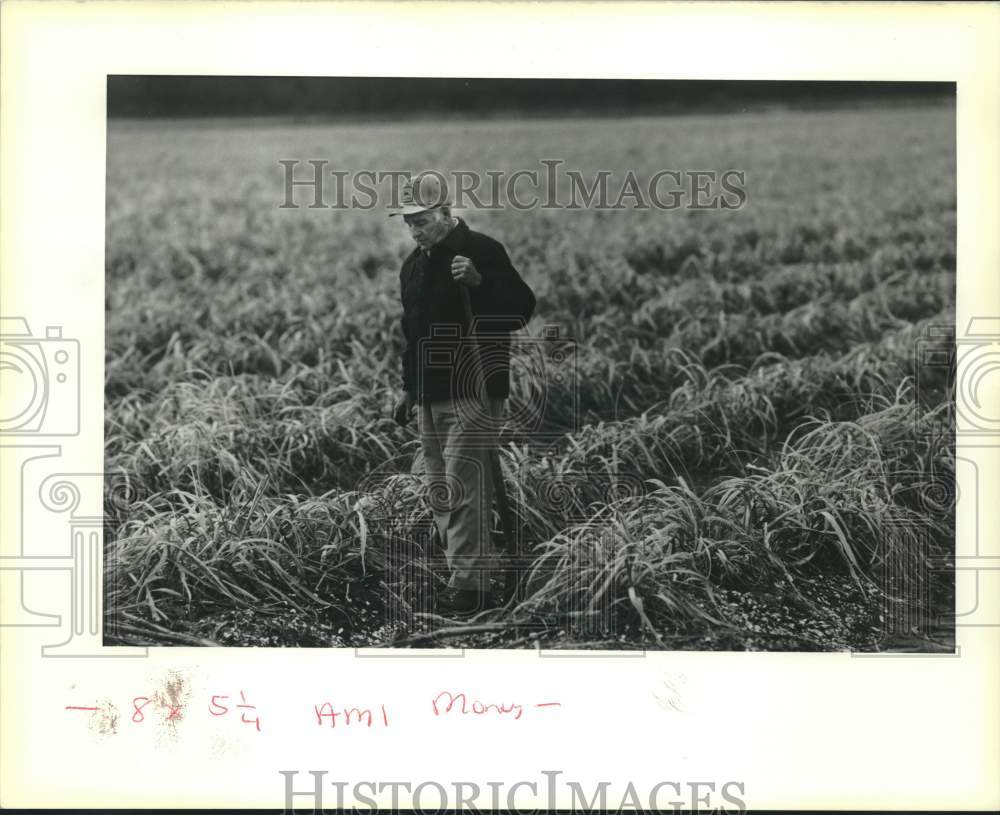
[
  {"xmin": 105, "ymin": 254, "xmax": 952, "ymax": 400},
  {"xmin": 105, "ymin": 312, "xmax": 950, "ymax": 523},
  {"xmin": 511, "ymin": 406, "xmax": 951, "ymax": 642},
  {"xmin": 105, "ymin": 265, "xmax": 951, "ymax": 458},
  {"xmin": 106, "ymin": 394, "xmax": 951, "ymax": 646}
]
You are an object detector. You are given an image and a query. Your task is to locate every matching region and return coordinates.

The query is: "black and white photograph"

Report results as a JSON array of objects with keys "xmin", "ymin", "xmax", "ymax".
[
  {"xmin": 102, "ymin": 76, "xmax": 958, "ymax": 652},
  {"xmin": 3, "ymin": 3, "xmax": 999, "ymax": 813}
]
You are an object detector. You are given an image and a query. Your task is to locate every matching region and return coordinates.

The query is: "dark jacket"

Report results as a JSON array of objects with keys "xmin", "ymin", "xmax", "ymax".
[{"xmin": 400, "ymin": 218, "xmax": 536, "ymax": 403}]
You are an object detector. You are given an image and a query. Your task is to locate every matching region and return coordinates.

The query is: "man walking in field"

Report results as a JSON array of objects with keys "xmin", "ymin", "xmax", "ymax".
[{"xmin": 391, "ymin": 172, "xmax": 536, "ymax": 614}]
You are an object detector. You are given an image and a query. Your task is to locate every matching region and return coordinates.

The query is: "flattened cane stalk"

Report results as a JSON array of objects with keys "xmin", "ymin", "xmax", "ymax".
[{"xmin": 457, "ymin": 284, "xmax": 522, "ymax": 604}]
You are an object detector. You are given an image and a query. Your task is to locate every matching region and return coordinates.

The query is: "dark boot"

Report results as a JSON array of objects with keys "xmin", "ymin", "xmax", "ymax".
[{"xmin": 437, "ymin": 587, "xmax": 487, "ymax": 615}]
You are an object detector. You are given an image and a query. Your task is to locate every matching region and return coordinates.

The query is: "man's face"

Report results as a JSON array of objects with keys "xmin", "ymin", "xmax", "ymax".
[{"xmin": 403, "ymin": 208, "xmax": 452, "ymax": 251}]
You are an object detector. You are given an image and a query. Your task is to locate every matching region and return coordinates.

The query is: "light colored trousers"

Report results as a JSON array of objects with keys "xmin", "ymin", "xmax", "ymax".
[{"xmin": 418, "ymin": 396, "xmax": 506, "ymax": 591}]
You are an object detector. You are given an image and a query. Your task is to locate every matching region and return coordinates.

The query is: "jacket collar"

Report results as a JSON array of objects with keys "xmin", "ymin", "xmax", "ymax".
[{"xmin": 436, "ymin": 217, "xmax": 469, "ymax": 253}]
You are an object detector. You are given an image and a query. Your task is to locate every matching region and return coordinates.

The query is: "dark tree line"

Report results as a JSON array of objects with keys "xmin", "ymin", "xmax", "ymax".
[{"xmin": 108, "ymin": 76, "xmax": 953, "ymax": 118}]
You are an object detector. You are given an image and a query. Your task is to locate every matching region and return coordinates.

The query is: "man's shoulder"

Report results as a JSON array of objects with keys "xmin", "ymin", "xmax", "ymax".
[{"xmin": 463, "ymin": 226, "xmax": 507, "ymax": 256}]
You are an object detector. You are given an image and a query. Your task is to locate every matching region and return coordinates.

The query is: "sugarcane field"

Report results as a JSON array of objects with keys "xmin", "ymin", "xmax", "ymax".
[{"xmin": 103, "ymin": 80, "xmax": 956, "ymax": 652}]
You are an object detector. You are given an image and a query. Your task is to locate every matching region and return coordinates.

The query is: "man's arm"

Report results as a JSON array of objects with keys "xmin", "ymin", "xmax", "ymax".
[{"xmin": 467, "ymin": 239, "xmax": 536, "ymax": 332}]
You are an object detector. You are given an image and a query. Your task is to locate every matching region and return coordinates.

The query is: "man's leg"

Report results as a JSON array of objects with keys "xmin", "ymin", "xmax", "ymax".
[
  {"xmin": 418, "ymin": 399, "xmax": 450, "ymax": 556},
  {"xmin": 436, "ymin": 397, "xmax": 505, "ymax": 594}
]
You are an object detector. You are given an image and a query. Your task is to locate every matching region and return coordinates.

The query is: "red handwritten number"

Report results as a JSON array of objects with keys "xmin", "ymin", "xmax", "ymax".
[
  {"xmin": 209, "ymin": 695, "xmax": 229, "ymax": 716},
  {"xmin": 240, "ymin": 711, "xmax": 262, "ymax": 732},
  {"xmin": 236, "ymin": 691, "xmax": 261, "ymax": 732},
  {"xmin": 132, "ymin": 697, "xmax": 151, "ymax": 723}
]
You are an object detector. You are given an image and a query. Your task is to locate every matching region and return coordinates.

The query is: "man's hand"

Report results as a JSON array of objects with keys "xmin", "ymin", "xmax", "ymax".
[
  {"xmin": 451, "ymin": 255, "xmax": 482, "ymax": 287},
  {"xmin": 393, "ymin": 390, "xmax": 416, "ymax": 427}
]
